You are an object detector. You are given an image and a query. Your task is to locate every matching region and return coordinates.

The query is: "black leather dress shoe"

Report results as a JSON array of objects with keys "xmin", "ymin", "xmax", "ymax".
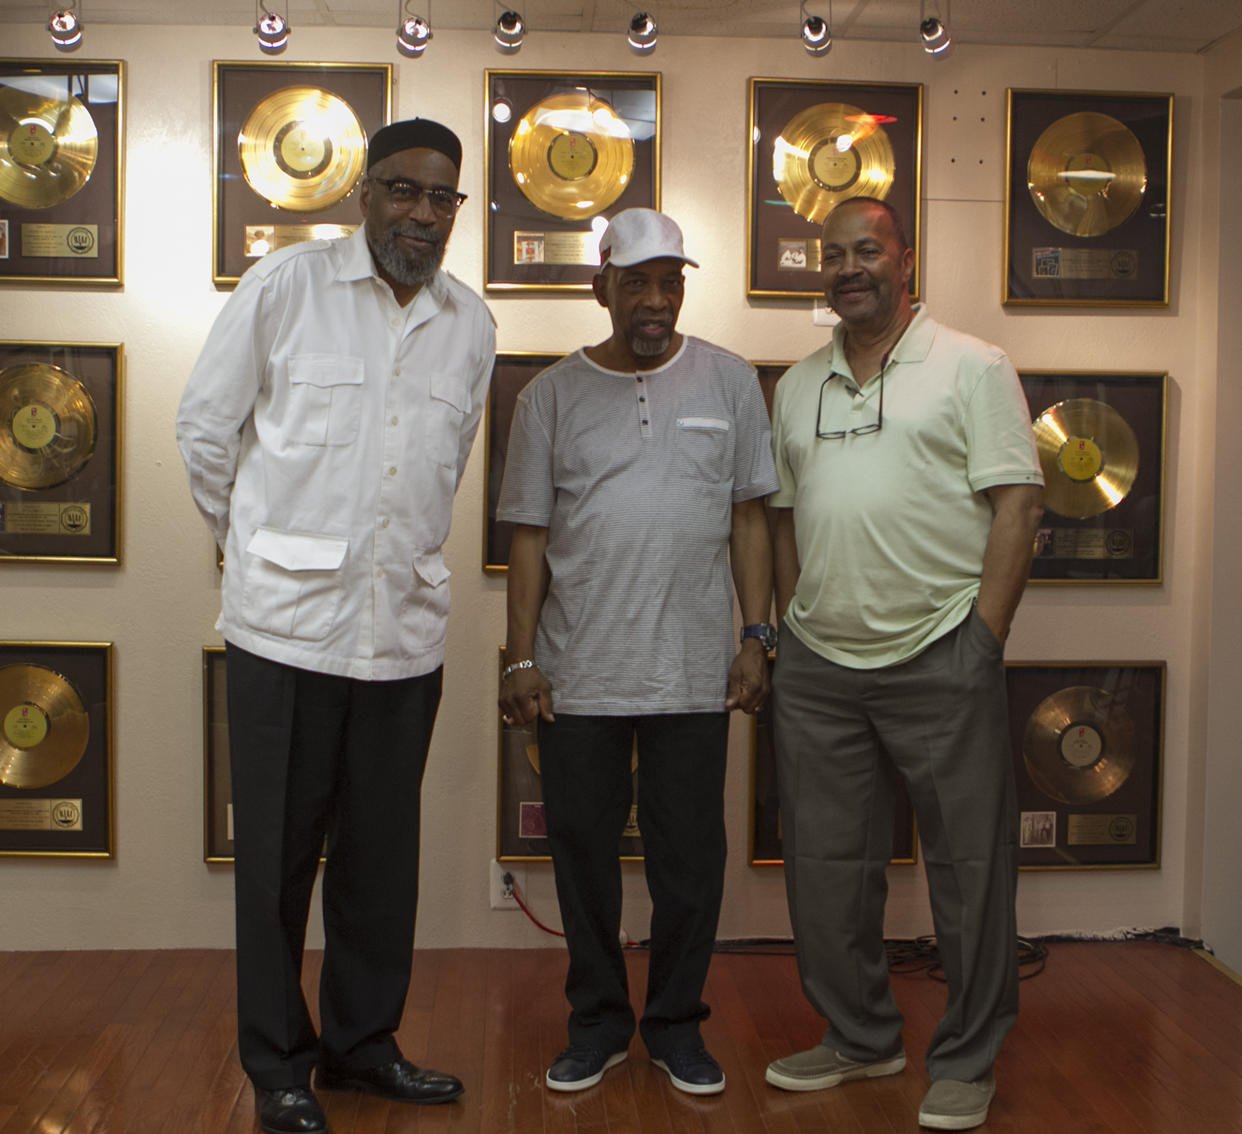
[
  {"xmin": 255, "ymin": 1086, "xmax": 328, "ymax": 1134},
  {"xmin": 316, "ymin": 1057, "xmax": 463, "ymax": 1104}
]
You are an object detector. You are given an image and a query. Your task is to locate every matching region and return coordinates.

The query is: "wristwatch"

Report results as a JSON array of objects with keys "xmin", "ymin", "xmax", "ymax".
[{"xmin": 740, "ymin": 622, "xmax": 778, "ymax": 651}]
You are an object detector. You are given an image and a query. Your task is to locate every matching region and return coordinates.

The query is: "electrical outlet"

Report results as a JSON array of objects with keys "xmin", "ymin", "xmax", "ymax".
[{"xmin": 490, "ymin": 859, "xmax": 524, "ymax": 910}]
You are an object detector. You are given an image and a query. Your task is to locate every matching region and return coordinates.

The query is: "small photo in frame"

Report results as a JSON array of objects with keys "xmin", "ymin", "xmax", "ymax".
[
  {"xmin": 747, "ymin": 78, "xmax": 922, "ymax": 300},
  {"xmin": 0, "ymin": 340, "xmax": 123, "ymax": 564},
  {"xmin": 496, "ymin": 649, "xmax": 643, "ymax": 862},
  {"xmin": 1007, "ymin": 661, "xmax": 1164, "ymax": 869},
  {"xmin": 1004, "ymin": 89, "xmax": 1172, "ymax": 306},
  {"xmin": 749, "ymin": 699, "xmax": 917, "ymax": 866},
  {"xmin": 0, "ymin": 641, "xmax": 113, "ymax": 857},
  {"xmin": 485, "ymin": 70, "xmax": 661, "ymax": 292},
  {"xmin": 483, "ymin": 352, "xmax": 564, "ymax": 572},
  {"xmin": 212, "ymin": 61, "xmax": 392, "ymax": 287},
  {"xmin": 1020, "ymin": 371, "xmax": 1167, "ymax": 584},
  {"xmin": 0, "ymin": 59, "xmax": 125, "ymax": 286}
]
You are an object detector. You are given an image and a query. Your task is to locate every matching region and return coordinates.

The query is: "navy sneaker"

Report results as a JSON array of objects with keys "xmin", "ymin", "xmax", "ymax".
[
  {"xmin": 651, "ymin": 1044, "xmax": 725, "ymax": 1095},
  {"xmin": 545, "ymin": 1044, "xmax": 628, "ymax": 1092}
]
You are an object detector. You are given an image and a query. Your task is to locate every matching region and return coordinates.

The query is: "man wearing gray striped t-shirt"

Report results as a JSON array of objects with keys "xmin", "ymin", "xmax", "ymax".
[{"xmin": 497, "ymin": 209, "xmax": 779, "ymax": 1098}]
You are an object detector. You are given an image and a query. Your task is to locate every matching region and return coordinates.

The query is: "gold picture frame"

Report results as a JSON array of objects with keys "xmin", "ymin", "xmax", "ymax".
[
  {"xmin": 747, "ymin": 77, "xmax": 923, "ymax": 300},
  {"xmin": 1007, "ymin": 661, "xmax": 1164, "ymax": 869},
  {"xmin": 1004, "ymin": 88, "xmax": 1172, "ymax": 306},
  {"xmin": 1021, "ymin": 370, "xmax": 1168, "ymax": 584},
  {"xmin": 212, "ymin": 60, "xmax": 392, "ymax": 287},
  {"xmin": 0, "ymin": 641, "xmax": 113, "ymax": 857},
  {"xmin": 484, "ymin": 69, "xmax": 661, "ymax": 293},
  {"xmin": 0, "ymin": 340, "xmax": 123, "ymax": 564},
  {"xmin": 0, "ymin": 58, "xmax": 125, "ymax": 287}
]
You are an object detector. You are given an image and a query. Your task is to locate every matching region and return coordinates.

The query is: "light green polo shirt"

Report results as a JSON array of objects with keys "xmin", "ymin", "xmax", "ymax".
[{"xmin": 771, "ymin": 305, "xmax": 1042, "ymax": 669}]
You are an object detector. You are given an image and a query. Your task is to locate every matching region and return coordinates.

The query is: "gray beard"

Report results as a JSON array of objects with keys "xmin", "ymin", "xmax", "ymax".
[
  {"xmin": 369, "ymin": 224, "xmax": 446, "ymax": 288},
  {"xmin": 630, "ymin": 332, "xmax": 670, "ymax": 357}
]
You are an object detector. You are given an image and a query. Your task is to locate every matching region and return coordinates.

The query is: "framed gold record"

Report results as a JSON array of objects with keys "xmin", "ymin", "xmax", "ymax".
[
  {"xmin": 485, "ymin": 70, "xmax": 660, "ymax": 293},
  {"xmin": 0, "ymin": 341, "xmax": 122, "ymax": 564},
  {"xmin": 0, "ymin": 59, "xmax": 124, "ymax": 286},
  {"xmin": 1006, "ymin": 662, "xmax": 1164, "ymax": 869},
  {"xmin": 748, "ymin": 78, "xmax": 922, "ymax": 300},
  {"xmin": 1005, "ymin": 89, "xmax": 1172, "ymax": 306},
  {"xmin": 0, "ymin": 641, "xmax": 113, "ymax": 858},
  {"xmin": 1019, "ymin": 371, "xmax": 1166, "ymax": 584},
  {"xmin": 213, "ymin": 61, "xmax": 391, "ymax": 287},
  {"xmin": 483, "ymin": 352, "xmax": 564, "ymax": 572},
  {"xmin": 496, "ymin": 648, "xmax": 644, "ymax": 861}
]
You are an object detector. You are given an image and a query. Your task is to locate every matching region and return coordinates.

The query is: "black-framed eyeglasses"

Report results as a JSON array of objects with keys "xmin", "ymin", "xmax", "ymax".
[
  {"xmin": 815, "ymin": 370, "xmax": 883, "ymax": 440},
  {"xmin": 368, "ymin": 177, "xmax": 467, "ymax": 217}
]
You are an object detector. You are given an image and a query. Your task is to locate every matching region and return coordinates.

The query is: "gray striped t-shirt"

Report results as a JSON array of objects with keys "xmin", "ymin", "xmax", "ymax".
[{"xmin": 497, "ymin": 336, "xmax": 780, "ymax": 715}]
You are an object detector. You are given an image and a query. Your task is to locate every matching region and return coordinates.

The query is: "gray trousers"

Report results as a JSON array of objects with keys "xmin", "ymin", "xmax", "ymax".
[{"xmin": 772, "ymin": 611, "xmax": 1018, "ymax": 1083}]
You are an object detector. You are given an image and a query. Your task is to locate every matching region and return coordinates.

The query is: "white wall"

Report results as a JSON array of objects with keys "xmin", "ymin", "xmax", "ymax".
[
  {"xmin": 0, "ymin": 21, "xmax": 1223, "ymax": 952},
  {"xmin": 1198, "ymin": 31, "xmax": 1242, "ymax": 974}
]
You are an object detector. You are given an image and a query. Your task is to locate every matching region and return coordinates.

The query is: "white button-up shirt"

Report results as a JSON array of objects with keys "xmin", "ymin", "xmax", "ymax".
[{"xmin": 176, "ymin": 226, "xmax": 495, "ymax": 680}]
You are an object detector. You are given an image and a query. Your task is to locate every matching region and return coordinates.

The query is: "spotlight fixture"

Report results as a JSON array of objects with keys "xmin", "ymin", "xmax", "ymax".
[
  {"xmin": 47, "ymin": 4, "xmax": 83, "ymax": 51},
  {"xmin": 254, "ymin": 1, "xmax": 289, "ymax": 55},
  {"xmin": 919, "ymin": 0, "xmax": 951, "ymax": 55},
  {"xmin": 396, "ymin": 0, "xmax": 432, "ymax": 57},
  {"xmin": 627, "ymin": 11, "xmax": 657, "ymax": 54},
  {"xmin": 493, "ymin": 7, "xmax": 525, "ymax": 53},
  {"xmin": 799, "ymin": 1, "xmax": 831, "ymax": 56}
]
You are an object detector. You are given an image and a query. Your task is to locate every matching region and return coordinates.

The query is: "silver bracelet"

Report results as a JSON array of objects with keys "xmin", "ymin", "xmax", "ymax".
[{"xmin": 501, "ymin": 658, "xmax": 536, "ymax": 680}]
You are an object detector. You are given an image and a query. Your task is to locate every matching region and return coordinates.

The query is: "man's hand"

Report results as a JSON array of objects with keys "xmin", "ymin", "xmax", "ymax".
[
  {"xmin": 725, "ymin": 640, "xmax": 770, "ymax": 714},
  {"xmin": 499, "ymin": 664, "xmax": 555, "ymax": 726}
]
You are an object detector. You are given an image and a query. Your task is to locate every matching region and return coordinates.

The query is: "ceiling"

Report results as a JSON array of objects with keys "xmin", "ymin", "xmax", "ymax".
[{"xmin": 1, "ymin": 0, "xmax": 1240, "ymax": 55}]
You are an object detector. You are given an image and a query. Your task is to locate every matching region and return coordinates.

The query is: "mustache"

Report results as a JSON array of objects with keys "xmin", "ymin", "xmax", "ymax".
[{"xmin": 393, "ymin": 222, "xmax": 444, "ymax": 247}]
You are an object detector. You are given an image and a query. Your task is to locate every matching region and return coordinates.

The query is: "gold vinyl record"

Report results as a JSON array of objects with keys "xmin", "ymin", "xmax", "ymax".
[
  {"xmin": 0, "ymin": 362, "xmax": 98, "ymax": 490},
  {"xmin": 773, "ymin": 103, "xmax": 896, "ymax": 225},
  {"xmin": 238, "ymin": 86, "xmax": 367, "ymax": 212},
  {"xmin": 508, "ymin": 91, "xmax": 635, "ymax": 221},
  {"xmin": 1032, "ymin": 397, "xmax": 1138, "ymax": 520},
  {"xmin": 0, "ymin": 663, "xmax": 89, "ymax": 790},
  {"xmin": 0, "ymin": 83, "xmax": 99, "ymax": 209},
  {"xmin": 1022, "ymin": 685, "xmax": 1134, "ymax": 805},
  {"xmin": 1027, "ymin": 112, "xmax": 1147, "ymax": 237}
]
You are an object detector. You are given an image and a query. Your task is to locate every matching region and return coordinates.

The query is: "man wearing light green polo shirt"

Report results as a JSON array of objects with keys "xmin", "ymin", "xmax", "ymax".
[{"xmin": 764, "ymin": 197, "xmax": 1044, "ymax": 1131}]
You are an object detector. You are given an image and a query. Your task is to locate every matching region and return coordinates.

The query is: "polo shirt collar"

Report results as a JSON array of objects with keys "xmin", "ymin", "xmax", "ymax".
[{"xmin": 829, "ymin": 302, "xmax": 934, "ymax": 378}]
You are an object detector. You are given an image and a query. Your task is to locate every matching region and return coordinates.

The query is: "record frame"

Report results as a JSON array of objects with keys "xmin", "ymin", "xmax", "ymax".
[
  {"xmin": 0, "ymin": 58, "xmax": 125, "ymax": 287},
  {"xmin": 0, "ymin": 340, "xmax": 123, "ymax": 565},
  {"xmin": 1020, "ymin": 370, "xmax": 1166, "ymax": 584},
  {"xmin": 748, "ymin": 696, "xmax": 917, "ymax": 866},
  {"xmin": 1004, "ymin": 89, "xmax": 1172, "ymax": 306},
  {"xmin": 0, "ymin": 641, "xmax": 113, "ymax": 857},
  {"xmin": 202, "ymin": 645, "xmax": 232, "ymax": 862},
  {"xmin": 212, "ymin": 61, "xmax": 392, "ymax": 287},
  {"xmin": 483, "ymin": 351, "xmax": 564, "ymax": 572},
  {"xmin": 484, "ymin": 70, "xmax": 661, "ymax": 293},
  {"xmin": 496, "ymin": 648, "xmax": 643, "ymax": 862},
  {"xmin": 1006, "ymin": 661, "xmax": 1164, "ymax": 869},
  {"xmin": 747, "ymin": 78, "xmax": 923, "ymax": 301}
]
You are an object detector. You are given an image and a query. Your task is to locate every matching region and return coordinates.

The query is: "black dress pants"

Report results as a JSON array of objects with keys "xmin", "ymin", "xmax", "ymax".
[
  {"xmin": 225, "ymin": 643, "xmax": 442, "ymax": 1089},
  {"xmin": 538, "ymin": 712, "xmax": 729, "ymax": 1059}
]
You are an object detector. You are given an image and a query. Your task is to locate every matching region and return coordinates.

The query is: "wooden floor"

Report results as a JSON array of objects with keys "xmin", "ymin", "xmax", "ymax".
[{"xmin": 1, "ymin": 942, "xmax": 1240, "ymax": 1133}]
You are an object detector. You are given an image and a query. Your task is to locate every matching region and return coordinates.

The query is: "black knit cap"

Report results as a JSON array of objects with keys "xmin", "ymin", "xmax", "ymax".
[{"xmin": 367, "ymin": 118, "xmax": 462, "ymax": 171}]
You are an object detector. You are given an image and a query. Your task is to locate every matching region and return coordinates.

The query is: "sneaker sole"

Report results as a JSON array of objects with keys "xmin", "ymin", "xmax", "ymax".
[
  {"xmin": 650, "ymin": 1058, "xmax": 725, "ymax": 1096},
  {"xmin": 916, "ymin": 1106, "xmax": 989, "ymax": 1130},
  {"xmin": 545, "ymin": 1051, "xmax": 627, "ymax": 1092},
  {"xmin": 764, "ymin": 1051, "xmax": 906, "ymax": 1092}
]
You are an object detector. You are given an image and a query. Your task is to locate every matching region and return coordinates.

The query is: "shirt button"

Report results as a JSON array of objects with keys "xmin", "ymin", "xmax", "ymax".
[
  {"xmin": 377, "ymin": 567, "xmax": 385, "ymax": 578},
  {"xmin": 391, "ymin": 415, "xmax": 399, "ymax": 426},
  {"xmin": 381, "ymin": 517, "xmax": 390, "ymax": 528},
  {"xmin": 388, "ymin": 466, "xmax": 397, "ymax": 476}
]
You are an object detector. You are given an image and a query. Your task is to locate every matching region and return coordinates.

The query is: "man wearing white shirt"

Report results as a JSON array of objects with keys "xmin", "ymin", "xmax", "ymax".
[{"xmin": 177, "ymin": 118, "xmax": 494, "ymax": 1134}]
